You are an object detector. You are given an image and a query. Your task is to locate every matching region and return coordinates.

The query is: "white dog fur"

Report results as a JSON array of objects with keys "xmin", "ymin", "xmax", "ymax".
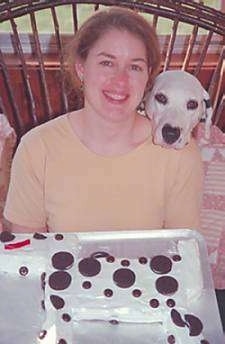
[{"xmin": 145, "ymin": 70, "xmax": 213, "ymax": 149}]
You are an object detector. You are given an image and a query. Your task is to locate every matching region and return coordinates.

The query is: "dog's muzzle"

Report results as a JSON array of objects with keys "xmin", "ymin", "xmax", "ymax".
[{"xmin": 162, "ymin": 124, "xmax": 181, "ymax": 144}]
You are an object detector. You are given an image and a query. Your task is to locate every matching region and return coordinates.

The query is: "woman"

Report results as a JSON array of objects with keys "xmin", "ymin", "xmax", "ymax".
[{"xmin": 3, "ymin": 7, "xmax": 202, "ymax": 233}]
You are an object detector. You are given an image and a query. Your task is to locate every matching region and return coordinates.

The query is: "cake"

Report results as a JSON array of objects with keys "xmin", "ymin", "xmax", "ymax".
[{"xmin": 0, "ymin": 229, "xmax": 223, "ymax": 344}]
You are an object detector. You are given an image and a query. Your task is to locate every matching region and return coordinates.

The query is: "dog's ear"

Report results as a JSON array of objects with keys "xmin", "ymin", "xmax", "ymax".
[{"xmin": 201, "ymin": 89, "xmax": 213, "ymax": 140}]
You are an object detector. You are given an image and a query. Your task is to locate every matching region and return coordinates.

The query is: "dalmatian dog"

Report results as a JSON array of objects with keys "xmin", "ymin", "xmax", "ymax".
[{"xmin": 145, "ymin": 70, "xmax": 213, "ymax": 149}]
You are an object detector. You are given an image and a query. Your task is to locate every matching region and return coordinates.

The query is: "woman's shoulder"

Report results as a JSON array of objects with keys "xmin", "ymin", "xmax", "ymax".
[
  {"xmin": 142, "ymin": 136, "xmax": 201, "ymax": 172},
  {"xmin": 24, "ymin": 114, "xmax": 68, "ymax": 137},
  {"xmin": 176, "ymin": 137, "xmax": 201, "ymax": 161},
  {"xmin": 20, "ymin": 114, "xmax": 71, "ymax": 146},
  {"xmin": 164, "ymin": 137, "xmax": 202, "ymax": 176}
]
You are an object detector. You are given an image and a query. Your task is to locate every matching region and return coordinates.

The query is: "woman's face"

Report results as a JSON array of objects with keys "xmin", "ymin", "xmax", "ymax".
[{"xmin": 76, "ymin": 29, "xmax": 150, "ymax": 124}]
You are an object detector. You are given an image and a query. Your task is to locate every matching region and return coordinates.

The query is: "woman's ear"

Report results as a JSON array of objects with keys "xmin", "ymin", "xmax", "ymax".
[{"xmin": 75, "ymin": 62, "xmax": 84, "ymax": 82}]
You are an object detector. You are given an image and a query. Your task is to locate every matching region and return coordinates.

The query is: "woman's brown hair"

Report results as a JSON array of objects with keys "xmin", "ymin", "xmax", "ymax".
[{"xmin": 66, "ymin": 6, "xmax": 161, "ymax": 91}]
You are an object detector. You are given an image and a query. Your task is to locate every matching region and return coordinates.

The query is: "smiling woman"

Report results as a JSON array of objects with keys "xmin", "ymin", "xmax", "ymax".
[{"xmin": 3, "ymin": 6, "xmax": 203, "ymax": 235}]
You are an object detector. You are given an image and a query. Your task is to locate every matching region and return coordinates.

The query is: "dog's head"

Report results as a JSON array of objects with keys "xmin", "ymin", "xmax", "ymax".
[{"xmin": 145, "ymin": 70, "xmax": 213, "ymax": 149}]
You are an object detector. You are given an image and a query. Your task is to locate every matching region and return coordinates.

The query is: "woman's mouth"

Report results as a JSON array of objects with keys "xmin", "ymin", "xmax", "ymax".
[{"xmin": 103, "ymin": 90, "xmax": 129, "ymax": 103}]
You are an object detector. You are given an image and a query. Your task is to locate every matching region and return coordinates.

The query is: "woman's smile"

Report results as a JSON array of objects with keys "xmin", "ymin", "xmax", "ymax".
[{"xmin": 102, "ymin": 90, "xmax": 129, "ymax": 103}]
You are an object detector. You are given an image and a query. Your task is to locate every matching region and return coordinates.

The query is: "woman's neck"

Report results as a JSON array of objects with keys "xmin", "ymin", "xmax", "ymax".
[{"xmin": 69, "ymin": 109, "xmax": 150, "ymax": 156}]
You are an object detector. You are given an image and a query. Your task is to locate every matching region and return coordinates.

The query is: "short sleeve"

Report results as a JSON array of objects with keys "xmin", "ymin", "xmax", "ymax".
[
  {"xmin": 4, "ymin": 130, "xmax": 46, "ymax": 228},
  {"xmin": 164, "ymin": 139, "xmax": 203, "ymax": 231}
]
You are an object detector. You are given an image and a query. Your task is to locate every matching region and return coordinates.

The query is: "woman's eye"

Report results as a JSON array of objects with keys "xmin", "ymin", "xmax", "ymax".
[
  {"xmin": 131, "ymin": 64, "xmax": 142, "ymax": 72},
  {"xmin": 155, "ymin": 93, "xmax": 168, "ymax": 105},
  {"xmin": 187, "ymin": 99, "xmax": 198, "ymax": 110},
  {"xmin": 99, "ymin": 60, "xmax": 113, "ymax": 67}
]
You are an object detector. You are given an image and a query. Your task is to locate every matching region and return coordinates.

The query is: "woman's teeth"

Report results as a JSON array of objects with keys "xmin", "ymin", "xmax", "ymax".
[{"xmin": 104, "ymin": 91, "xmax": 128, "ymax": 101}]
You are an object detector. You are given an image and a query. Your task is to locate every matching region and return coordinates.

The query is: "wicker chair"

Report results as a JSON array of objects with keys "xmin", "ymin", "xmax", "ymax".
[{"xmin": 0, "ymin": 0, "xmax": 224, "ymax": 139}]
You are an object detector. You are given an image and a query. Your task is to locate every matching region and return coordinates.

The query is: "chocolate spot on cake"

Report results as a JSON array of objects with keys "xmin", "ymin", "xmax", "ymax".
[
  {"xmin": 48, "ymin": 271, "xmax": 72, "ymax": 290},
  {"xmin": 0, "ymin": 231, "xmax": 15, "ymax": 243},
  {"xmin": 106, "ymin": 256, "xmax": 115, "ymax": 263},
  {"xmin": 149, "ymin": 299, "xmax": 159, "ymax": 308},
  {"xmin": 57, "ymin": 339, "xmax": 67, "ymax": 344},
  {"xmin": 50, "ymin": 295, "xmax": 65, "ymax": 310},
  {"xmin": 200, "ymin": 340, "xmax": 210, "ymax": 344},
  {"xmin": 139, "ymin": 257, "xmax": 148, "ymax": 264},
  {"xmin": 109, "ymin": 319, "xmax": 119, "ymax": 325},
  {"xmin": 121, "ymin": 259, "xmax": 130, "ymax": 267},
  {"xmin": 39, "ymin": 330, "xmax": 47, "ymax": 339},
  {"xmin": 104, "ymin": 289, "xmax": 113, "ymax": 297},
  {"xmin": 172, "ymin": 255, "xmax": 182, "ymax": 262},
  {"xmin": 167, "ymin": 334, "xmax": 176, "ymax": 343},
  {"xmin": 55, "ymin": 234, "xmax": 64, "ymax": 241},
  {"xmin": 156, "ymin": 276, "xmax": 178, "ymax": 295},
  {"xmin": 166, "ymin": 299, "xmax": 176, "ymax": 308},
  {"xmin": 132, "ymin": 289, "xmax": 142, "ymax": 297},
  {"xmin": 171, "ymin": 309, "xmax": 186, "ymax": 327},
  {"xmin": 41, "ymin": 300, "xmax": 45, "ymax": 310},
  {"xmin": 78, "ymin": 257, "xmax": 101, "ymax": 277},
  {"xmin": 82, "ymin": 281, "xmax": 92, "ymax": 289},
  {"xmin": 52, "ymin": 251, "xmax": 74, "ymax": 270},
  {"xmin": 19, "ymin": 266, "xmax": 29, "ymax": 276},
  {"xmin": 184, "ymin": 314, "xmax": 203, "ymax": 336},
  {"xmin": 150, "ymin": 255, "xmax": 172, "ymax": 274},
  {"xmin": 41, "ymin": 272, "xmax": 46, "ymax": 290},
  {"xmin": 113, "ymin": 268, "xmax": 135, "ymax": 288},
  {"xmin": 33, "ymin": 232, "xmax": 47, "ymax": 240},
  {"xmin": 62, "ymin": 313, "xmax": 71, "ymax": 322}
]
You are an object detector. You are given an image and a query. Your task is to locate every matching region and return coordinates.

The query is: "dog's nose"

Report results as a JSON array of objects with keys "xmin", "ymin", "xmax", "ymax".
[{"xmin": 162, "ymin": 124, "xmax": 181, "ymax": 144}]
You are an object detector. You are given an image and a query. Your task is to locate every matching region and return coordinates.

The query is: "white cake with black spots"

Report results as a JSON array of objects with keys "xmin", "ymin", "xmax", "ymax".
[{"xmin": 0, "ymin": 229, "xmax": 223, "ymax": 344}]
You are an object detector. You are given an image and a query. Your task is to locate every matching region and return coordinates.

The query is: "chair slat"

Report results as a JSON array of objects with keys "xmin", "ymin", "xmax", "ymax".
[
  {"xmin": 151, "ymin": 2, "xmax": 160, "ymax": 30},
  {"xmin": 72, "ymin": 3, "xmax": 78, "ymax": 33},
  {"xmin": 214, "ymin": 95, "xmax": 225, "ymax": 128},
  {"xmin": 152, "ymin": 13, "xmax": 158, "ymax": 29},
  {"xmin": 51, "ymin": 6, "xmax": 68, "ymax": 114},
  {"xmin": 208, "ymin": 46, "xmax": 225, "ymax": 109},
  {"xmin": 29, "ymin": 10, "xmax": 53, "ymax": 119},
  {"xmin": 9, "ymin": 16, "xmax": 37, "ymax": 128},
  {"xmin": 163, "ymin": 19, "xmax": 179, "ymax": 71},
  {"xmin": 0, "ymin": 89, "xmax": 6, "ymax": 114},
  {"xmin": 0, "ymin": 48, "xmax": 22, "ymax": 134},
  {"xmin": 194, "ymin": 30, "xmax": 213, "ymax": 77},
  {"xmin": 182, "ymin": 24, "xmax": 199, "ymax": 71}
]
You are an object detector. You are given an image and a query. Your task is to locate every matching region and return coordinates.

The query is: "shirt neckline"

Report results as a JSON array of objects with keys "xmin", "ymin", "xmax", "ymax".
[{"xmin": 64, "ymin": 113, "xmax": 153, "ymax": 159}]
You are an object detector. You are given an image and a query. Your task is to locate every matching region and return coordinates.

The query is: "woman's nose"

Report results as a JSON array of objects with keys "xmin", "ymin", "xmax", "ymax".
[{"xmin": 111, "ymin": 68, "xmax": 129, "ymax": 85}]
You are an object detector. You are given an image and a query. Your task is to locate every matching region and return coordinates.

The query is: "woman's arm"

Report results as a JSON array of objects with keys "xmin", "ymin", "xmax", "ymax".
[{"xmin": 3, "ymin": 129, "xmax": 47, "ymax": 232}]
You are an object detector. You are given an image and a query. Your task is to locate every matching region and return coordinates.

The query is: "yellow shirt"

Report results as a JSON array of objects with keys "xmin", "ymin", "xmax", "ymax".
[{"xmin": 4, "ymin": 114, "xmax": 203, "ymax": 232}]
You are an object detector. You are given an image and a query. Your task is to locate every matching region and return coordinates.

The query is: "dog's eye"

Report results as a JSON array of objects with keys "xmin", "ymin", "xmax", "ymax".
[
  {"xmin": 187, "ymin": 99, "xmax": 198, "ymax": 110},
  {"xmin": 155, "ymin": 93, "xmax": 168, "ymax": 105}
]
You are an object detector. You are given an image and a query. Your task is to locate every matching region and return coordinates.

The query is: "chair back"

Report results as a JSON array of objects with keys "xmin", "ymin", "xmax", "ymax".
[{"xmin": 0, "ymin": 0, "xmax": 224, "ymax": 138}]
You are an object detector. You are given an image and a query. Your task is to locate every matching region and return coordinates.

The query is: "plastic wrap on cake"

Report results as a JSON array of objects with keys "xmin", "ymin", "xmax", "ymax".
[{"xmin": 0, "ymin": 229, "xmax": 223, "ymax": 344}]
